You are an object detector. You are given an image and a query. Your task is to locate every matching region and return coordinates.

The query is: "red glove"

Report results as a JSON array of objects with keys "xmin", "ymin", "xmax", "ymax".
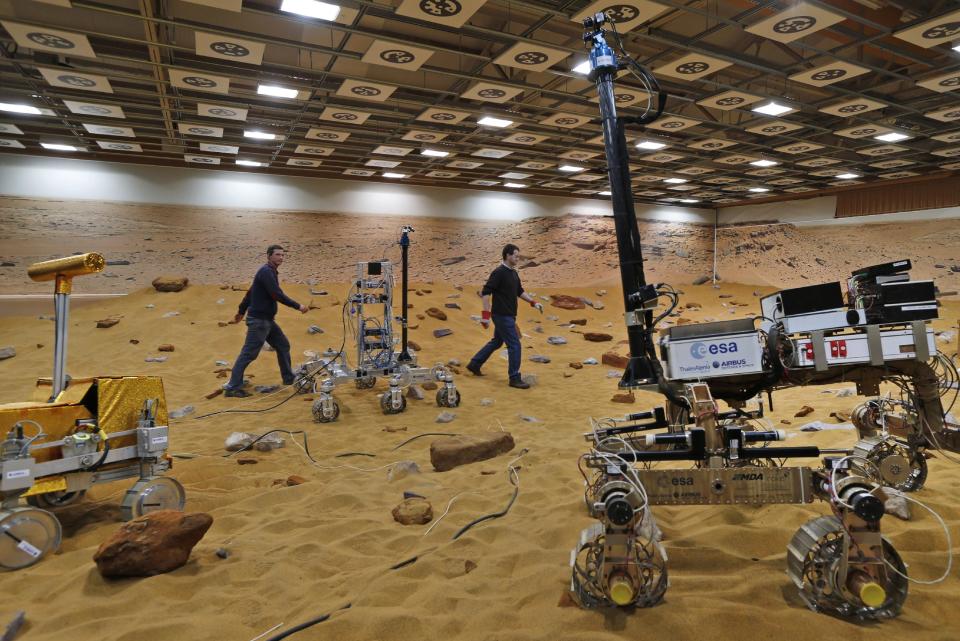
[{"xmin": 481, "ymin": 310, "xmax": 491, "ymax": 329}]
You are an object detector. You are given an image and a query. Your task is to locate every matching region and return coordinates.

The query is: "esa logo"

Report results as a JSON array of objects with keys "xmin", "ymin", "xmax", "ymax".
[{"xmin": 689, "ymin": 341, "xmax": 738, "ymax": 360}]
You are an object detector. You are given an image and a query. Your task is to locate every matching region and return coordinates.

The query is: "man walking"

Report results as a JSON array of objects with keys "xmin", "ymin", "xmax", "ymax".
[
  {"xmin": 467, "ymin": 244, "xmax": 543, "ymax": 389},
  {"xmin": 224, "ymin": 245, "xmax": 307, "ymax": 398}
]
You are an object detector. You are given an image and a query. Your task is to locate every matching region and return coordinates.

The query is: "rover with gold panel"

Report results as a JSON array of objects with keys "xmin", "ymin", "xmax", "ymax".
[{"xmin": 0, "ymin": 253, "xmax": 184, "ymax": 570}]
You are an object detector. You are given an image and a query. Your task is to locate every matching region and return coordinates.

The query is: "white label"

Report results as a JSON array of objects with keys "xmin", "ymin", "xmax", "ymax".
[
  {"xmin": 151, "ymin": 436, "xmax": 168, "ymax": 445},
  {"xmin": 5, "ymin": 469, "xmax": 29, "ymax": 480},
  {"xmin": 17, "ymin": 540, "xmax": 42, "ymax": 558},
  {"xmin": 595, "ymin": 55, "xmax": 614, "ymax": 68},
  {"xmin": 902, "ymin": 304, "xmax": 937, "ymax": 311}
]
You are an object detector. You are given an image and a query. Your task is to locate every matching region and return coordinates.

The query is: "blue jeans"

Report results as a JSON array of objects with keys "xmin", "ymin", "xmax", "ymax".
[
  {"xmin": 226, "ymin": 317, "xmax": 293, "ymax": 389},
  {"xmin": 469, "ymin": 314, "xmax": 521, "ymax": 381}
]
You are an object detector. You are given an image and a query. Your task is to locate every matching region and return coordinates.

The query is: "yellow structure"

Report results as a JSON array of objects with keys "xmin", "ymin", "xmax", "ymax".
[{"xmin": 0, "ymin": 255, "xmax": 184, "ymax": 571}]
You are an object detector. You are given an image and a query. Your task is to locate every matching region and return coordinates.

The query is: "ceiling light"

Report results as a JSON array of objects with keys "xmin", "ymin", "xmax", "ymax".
[
  {"xmin": 0, "ymin": 102, "xmax": 42, "ymax": 115},
  {"xmin": 663, "ymin": 177, "xmax": 687, "ymax": 184},
  {"xmin": 636, "ymin": 140, "xmax": 667, "ymax": 150},
  {"xmin": 954, "ymin": 43, "xmax": 960, "ymax": 53},
  {"xmin": 873, "ymin": 132, "xmax": 911, "ymax": 143},
  {"xmin": 750, "ymin": 159, "xmax": 779, "ymax": 167},
  {"xmin": 598, "ymin": 190, "xmax": 612, "ymax": 196},
  {"xmin": 504, "ymin": 182, "xmax": 527, "ymax": 188},
  {"xmin": 383, "ymin": 172, "xmax": 406, "ymax": 178},
  {"xmin": 244, "ymin": 130, "xmax": 276, "ymax": 140},
  {"xmin": 680, "ymin": 198, "xmax": 700, "ymax": 203},
  {"xmin": 257, "ymin": 84, "xmax": 298, "ymax": 99},
  {"xmin": 836, "ymin": 172, "xmax": 860, "ymax": 179},
  {"xmin": 752, "ymin": 101, "xmax": 793, "ymax": 116},
  {"xmin": 280, "ymin": 0, "xmax": 340, "ymax": 21},
  {"xmin": 478, "ymin": 116, "xmax": 513, "ymax": 128},
  {"xmin": 572, "ymin": 60, "xmax": 591, "ymax": 75},
  {"xmin": 421, "ymin": 149, "xmax": 449, "ymax": 157},
  {"xmin": 748, "ymin": 187, "xmax": 770, "ymax": 192},
  {"xmin": 559, "ymin": 165, "xmax": 586, "ymax": 172},
  {"xmin": 40, "ymin": 143, "xmax": 77, "ymax": 151},
  {"xmin": 236, "ymin": 159, "xmax": 265, "ymax": 167}
]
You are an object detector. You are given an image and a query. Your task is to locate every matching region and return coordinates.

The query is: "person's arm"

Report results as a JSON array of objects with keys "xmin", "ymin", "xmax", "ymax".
[
  {"xmin": 234, "ymin": 289, "xmax": 251, "ymax": 323},
  {"xmin": 519, "ymin": 291, "xmax": 543, "ymax": 313},
  {"xmin": 259, "ymin": 268, "xmax": 305, "ymax": 312},
  {"xmin": 479, "ymin": 269, "xmax": 500, "ymax": 328}
]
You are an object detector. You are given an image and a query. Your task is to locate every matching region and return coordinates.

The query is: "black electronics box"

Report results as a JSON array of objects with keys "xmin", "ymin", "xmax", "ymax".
[
  {"xmin": 852, "ymin": 259, "xmax": 912, "ymax": 279},
  {"xmin": 367, "ymin": 261, "xmax": 383, "ymax": 276},
  {"xmin": 778, "ymin": 281, "xmax": 845, "ymax": 316},
  {"xmin": 879, "ymin": 302, "xmax": 938, "ymax": 323},
  {"xmin": 879, "ymin": 280, "xmax": 936, "ymax": 305}
]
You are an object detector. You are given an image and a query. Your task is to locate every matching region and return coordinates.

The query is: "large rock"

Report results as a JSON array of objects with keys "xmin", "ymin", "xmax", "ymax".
[
  {"xmin": 550, "ymin": 295, "xmax": 586, "ymax": 310},
  {"xmin": 93, "ymin": 510, "xmax": 212, "ymax": 578},
  {"xmin": 96, "ymin": 316, "xmax": 121, "ymax": 329},
  {"xmin": 430, "ymin": 432, "xmax": 516, "ymax": 472},
  {"xmin": 439, "ymin": 256, "xmax": 466, "ymax": 266},
  {"xmin": 392, "ymin": 498, "xmax": 433, "ymax": 525},
  {"xmin": 152, "ymin": 276, "xmax": 189, "ymax": 292},
  {"xmin": 584, "ymin": 332, "xmax": 613, "ymax": 342},
  {"xmin": 602, "ymin": 351, "xmax": 630, "ymax": 369},
  {"xmin": 0, "ymin": 346, "xmax": 15, "ymax": 360},
  {"xmin": 426, "ymin": 307, "xmax": 447, "ymax": 321}
]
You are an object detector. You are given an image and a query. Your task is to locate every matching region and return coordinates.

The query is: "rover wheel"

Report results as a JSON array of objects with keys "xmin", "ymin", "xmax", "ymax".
[
  {"xmin": 0, "ymin": 507, "xmax": 62, "ymax": 570},
  {"xmin": 120, "ymin": 477, "xmax": 186, "ymax": 521},
  {"xmin": 26, "ymin": 490, "xmax": 86, "ymax": 509},
  {"xmin": 312, "ymin": 398, "xmax": 340, "ymax": 423},
  {"xmin": 436, "ymin": 388, "xmax": 461, "ymax": 408}
]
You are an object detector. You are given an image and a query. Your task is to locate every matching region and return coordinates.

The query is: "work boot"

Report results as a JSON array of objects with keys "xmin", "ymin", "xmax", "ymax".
[
  {"xmin": 508, "ymin": 378, "xmax": 530, "ymax": 389},
  {"xmin": 224, "ymin": 387, "xmax": 252, "ymax": 398},
  {"xmin": 466, "ymin": 362, "xmax": 483, "ymax": 376}
]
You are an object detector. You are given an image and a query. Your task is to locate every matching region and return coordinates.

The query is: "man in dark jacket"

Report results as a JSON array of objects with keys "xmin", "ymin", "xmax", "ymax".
[
  {"xmin": 224, "ymin": 245, "xmax": 307, "ymax": 398},
  {"xmin": 467, "ymin": 243, "xmax": 543, "ymax": 388}
]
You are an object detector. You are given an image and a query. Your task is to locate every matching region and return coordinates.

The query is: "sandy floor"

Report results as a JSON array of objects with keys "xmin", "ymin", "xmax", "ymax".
[{"xmin": 0, "ymin": 279, "xmax": 958, "ymax": 641}]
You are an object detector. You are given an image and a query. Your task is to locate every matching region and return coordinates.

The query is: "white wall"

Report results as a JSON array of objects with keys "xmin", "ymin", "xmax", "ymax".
[
  {"xmin": 0, "ymin": 154, "xmax": 713, "ymax": 224},
  {"xmin": 719, "ymin": 194, "xmax": 960, "ymax": 227}
]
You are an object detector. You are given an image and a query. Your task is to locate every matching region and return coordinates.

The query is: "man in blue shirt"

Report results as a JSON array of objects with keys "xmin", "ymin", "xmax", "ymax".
[
  {"xmin": 224, "ymin": 245, "xmax": 307, "ymax": 398},
  {"xmin": 467, "ymin": 244, "xmax": 543, "ymax": 389}
]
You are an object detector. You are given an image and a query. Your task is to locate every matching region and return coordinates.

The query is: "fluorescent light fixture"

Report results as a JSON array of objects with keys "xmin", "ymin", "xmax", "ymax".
[
  {"xmin": 257, "ymin": 84, "xmax": 298, "ymax": 99},
  {"xmin": 0, "ymin": 102, "xmax": 42, "ymax": 115},
  {"xmin": 663, "ymin": 177, "xmax": 687, "ymax": 184},
  {"xmin": 40, "ymin": 143, "xmax": 77, "ymax": 151},
  {"xmin": 504, "ymin": 182, "xmax": 527, "ymax": 188},
  {"xmin": 598, "ymin": 190, "xmax": 612, "ymax": 196},
  {"xmin": 478, "ymin": 116, "xmax": 513, "ymax": 128},
  {"xmin": 748, "ymin": 187, "xmax": 770, "ymax": 192},
  {"xmin": 236, "ymin": 159, "xmax": 265, "ymax": 167},
  {"xmin": 750, "ymin": 159, "xmax": 779, "ymax": 167},
  {"xmin": 244, "ymin": 130, "xmax": 276, "ymax": 140},
  {"xmin": 873, "ymin": 132, "xmax": 911, "ymax": 143},
  {"xmin": 680, "ymin": 198, "xmax": 700, "ymax": 203},
  {"xmin": 636, "ymin": 140, "xmax": 667, "ymax": 150},
  {"xmin": 280, "ymin": 0, "xmax": 340, "ymax": 21},
  {"xmin": 421, "ymin": 149, "xmax": 449, "ymax": 157},
  {"xmin": 751, "ymin": 101, "xmax": 793, "ymax": 116},
  {"xmin": 572, "ymin": 60, "xmax": 591, "ymax": 75},
  {"xmin": 559, "ymin": 165, "xmax": 586, "ymax": 172},
  {"xmin": 836, "ymin": 172, "xmax": 860, "ymax": 179},
  {"xmin": 383, "ymin": 172, "xmax": 406, "ymax": 178}
]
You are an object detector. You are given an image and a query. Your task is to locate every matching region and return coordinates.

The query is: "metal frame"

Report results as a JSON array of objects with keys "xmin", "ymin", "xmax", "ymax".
[{"xmin": 1, "ymin": 0, "xmax": 959, "ymax": 206}]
